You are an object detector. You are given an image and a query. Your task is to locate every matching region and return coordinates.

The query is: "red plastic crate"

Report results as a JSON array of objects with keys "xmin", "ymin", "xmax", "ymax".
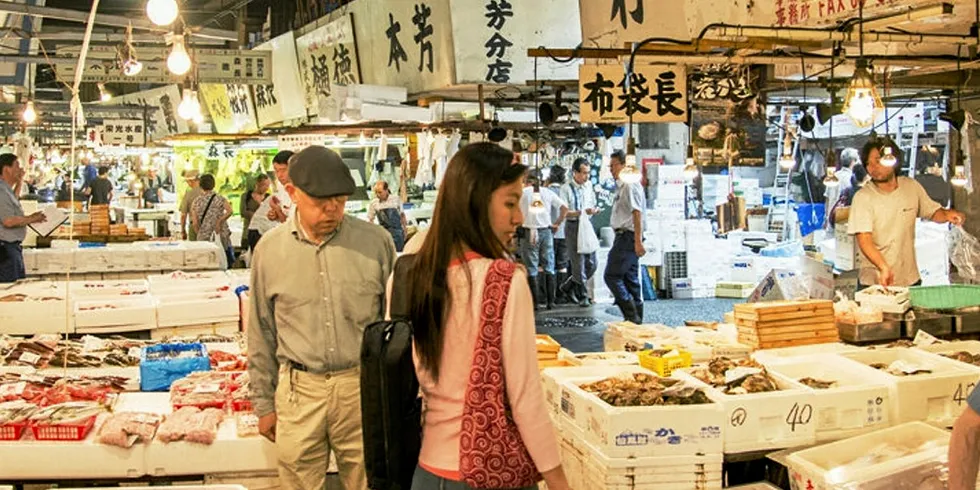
[
  {"xmin": 0, "ymin": 422, "xmax": 27, "ymax": 441},
  {"xmin": 31, "ymin": 415, "xmax": 97, "ymax": 441},
  {"xmin": 231, "ymin": 399, "xmax": 252, "ymax": 412}
]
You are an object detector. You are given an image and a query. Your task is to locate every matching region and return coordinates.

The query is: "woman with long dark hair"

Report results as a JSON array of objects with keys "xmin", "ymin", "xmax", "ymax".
[{"xmin": 403, "ymin": 142, "xmax": 569, "ymax": 490}]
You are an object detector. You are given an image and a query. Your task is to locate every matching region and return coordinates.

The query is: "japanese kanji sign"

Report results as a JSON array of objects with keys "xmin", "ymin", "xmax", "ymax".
[
  {"xmin": 578, "ymin": 64, "xmax": 687, "ymax": 123},
  {"xmin": 450, "ymin": 0, "xmax": 580, "ymax": 85},
  {"xmin": 294, "ymin": 13, "xmax": 362, "ymax": 117},
  {"xmin": 773, "ymin": 0, "xmax": 902, "ymax": 27},
  {"xmin": 57, "ymin": 45, "xmax": 271, "ymax": 84},
  {"xmin": 105, "ymin": 84, "xmax": 186, "ymax": 142},
  {"xmin": 199, "ymin": 83, "xmax": 259, "ymax": 134},
  {"xmin": 102, "ymin": 119, "xmax": 145, "ymax": 146},
  {"xmin": 690, "ymin": 64, "xmax": 757, "ymax": 102},
  {"xmin": 252, "ymin": 31, "xmax": 307, "ymax": 127},
  {"xmin": 580, "ymin": 0, "xmax": 688, "ymax": 48}
]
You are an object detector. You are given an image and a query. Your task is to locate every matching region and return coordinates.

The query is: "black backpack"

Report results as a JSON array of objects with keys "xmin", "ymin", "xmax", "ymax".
[{"xmin": 361, "ymin": 255, "xmax": 422, "ymax": 490}]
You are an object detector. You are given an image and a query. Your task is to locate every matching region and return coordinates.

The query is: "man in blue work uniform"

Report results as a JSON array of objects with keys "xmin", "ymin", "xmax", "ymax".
[{"xmin": 604, "ymin": 151, "xmax": 646, "ymax": 324}]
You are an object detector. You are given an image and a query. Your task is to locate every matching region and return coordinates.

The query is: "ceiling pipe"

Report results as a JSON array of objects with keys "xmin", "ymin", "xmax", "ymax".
[{"xmin": 0, "ymin": 2, "xmax": 237, "ymax": 41}]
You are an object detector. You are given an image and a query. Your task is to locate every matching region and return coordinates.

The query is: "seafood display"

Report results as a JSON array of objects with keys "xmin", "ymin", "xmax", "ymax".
[
  {"xmin": 2, "ymin": 337, "xmax": 57, "ymax": 368},
  {"xmin": 96, "ymin": 412, "xmax": 165, "ymax": 448},
  {"xmin": 869, "ymin": 360, "xmax": 933, "ymax": 377},
  {"xmin": 1, "ymin": 335, "xmax": 146, "ymax": 369},
  {"xmin": 170, "ymin": 371, "xmax": 249, "ymax": 410},
  {"xmin": 688, "ymin": 357, "xmax": 781, "ymax": 395},
  {"xmin": 29, "ymin": 401, "xmax": 106, "ymax": 425},
  {"xmin": 0, "ymin": 372, "xmax": 125, "ymax": 406},
  {"xmin": 579, "ymin": 372, "xmax": 712, "ymax": 406},
  {"xmin": 798, "ymin": 377, "xmax": 838, "ymax": 389},
  {"xmin": 156, "ymin": 406, "xmax": 225, "ymax": 445},
  {"xmin": 0, "ymin": 400, "xmax": 38, "ymax": 425},
  {"xmin": 941, "ymin": 351, "xmax": 980, "ymax": 366},
  {"xmin": 209, "ymin": 350, "xmax": 247, "ymax": 371}
]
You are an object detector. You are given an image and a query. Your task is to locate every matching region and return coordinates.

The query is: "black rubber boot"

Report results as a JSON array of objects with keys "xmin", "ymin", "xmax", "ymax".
[
  {"xmin": 528, "ymin": 275, "xmax": 542, "ymax": 310},
  {"xmin": 559, "ymin": 275, "xmax": 580, "ymax": 305},
  {"xmin": 545, "ymin": 273, "xmax": 557, "ymax": 310},
  {"xmin": 633, "ymin": 301, "xmax": 644, "ymax": 324},
  {"xmin": 578, "ymin": 283, "xmax": 591, "ymax": 307},
  {"xmin": 618, "ymin": 301, "xmax": 638, "ymax": 323}
]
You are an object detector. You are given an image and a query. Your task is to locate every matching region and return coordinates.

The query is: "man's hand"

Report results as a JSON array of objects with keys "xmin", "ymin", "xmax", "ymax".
[
  {"xmin": 551, "ymin": 223, "xmax": 560, "ymax": 232},
  {"xmin": 878, "ymin": 266, "xmax": 895, "ymax": 287},
  {"xmin": 29, "ymin": 212, "xmax": 46, "ymax": 224},
  {"xmin": 634, "ymin": 241, "xmax": 646, "ymax": 258},
  {"xmin": 949, "ymin": 210, "xmax": 967, "ymax": 227},
  {"xmin": 258, "ymin": 412, "xmax": 277, "ymax": 442},
  {"xmin": 587, "ymin": 208, "xmax": 598, "ymax": 216}
]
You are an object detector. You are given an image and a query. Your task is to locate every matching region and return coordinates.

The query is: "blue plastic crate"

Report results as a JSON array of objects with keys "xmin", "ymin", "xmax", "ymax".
[{"xmin": 139, "ymin": 342, "xmax": 211, "ymax": 392}]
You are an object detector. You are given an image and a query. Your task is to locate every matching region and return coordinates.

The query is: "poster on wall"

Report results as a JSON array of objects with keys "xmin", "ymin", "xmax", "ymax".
[
  {"xmin": 578, "ymin": 64, "xmax": 688, "ymax": 123},
  {"xmin": 106, "ymin": 84, "xmax": 187, "ymax": 142},
  {"xmin": 253, "ymin": 31, "xmax": 307, "ymax": 127},
  {"xmin": 199, "ymin": 83, "xmax": 259, "ymax": 134},
  {"xmin": 294, "ymin": 13, "xmax": 362, "ymax": 118},
  {"xmin": 449, "ymin": 0, "xmax": 581, "ymax": 85},
  {"xmin": 691, "ymin": 98, "xmax": 767, "ymax": 166}
]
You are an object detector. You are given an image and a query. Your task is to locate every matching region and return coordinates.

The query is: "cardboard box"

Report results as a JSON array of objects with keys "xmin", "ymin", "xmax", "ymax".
[{"xmin": 747, "ymin": 269, "xmax": 810, "ymax": 302}]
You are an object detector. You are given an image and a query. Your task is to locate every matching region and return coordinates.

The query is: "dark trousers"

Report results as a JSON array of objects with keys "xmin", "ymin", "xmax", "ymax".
[
  {"xmin": 554, "ymin": 238, "xmax": 568, "ymax": 272},
  {"xmin": 566, "ymin": 220, "xmax": 597, "ymax": 287},
  {"xmin": 0, "ymin": 241, "xmax": 25, "ymax": 283},
  {"xmin": 604, "ymin": 230, "xmax": 642, "ymax": 309},
  {"xmin": 388, "ymin": 228, "xmax": 405, "ymax": 252},
  {"xmin": 247, "ymin": 230, "xmax": 262, "ymax": 251}
]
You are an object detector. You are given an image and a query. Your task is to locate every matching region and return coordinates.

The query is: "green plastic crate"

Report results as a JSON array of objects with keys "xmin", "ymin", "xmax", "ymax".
[{"xmin": 909, "ymin": 285, "xmax": 980, "ymax": 310}]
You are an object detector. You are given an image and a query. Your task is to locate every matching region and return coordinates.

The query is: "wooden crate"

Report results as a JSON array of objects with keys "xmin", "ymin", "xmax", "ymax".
[{"xmin": 734, "ymin": 300, "xmax": 838, "ymax": 349}]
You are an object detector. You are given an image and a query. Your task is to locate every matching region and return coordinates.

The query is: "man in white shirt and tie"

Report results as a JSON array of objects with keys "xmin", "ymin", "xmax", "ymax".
[{"xmin": 560, "ymin": 158, "xmax": 600, "ymax": 307}]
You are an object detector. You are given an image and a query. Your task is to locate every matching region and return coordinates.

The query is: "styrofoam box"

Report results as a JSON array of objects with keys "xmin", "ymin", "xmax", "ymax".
[
  {"xmin": 72, "ymin": 247, "xmax": 113, "ymax": 273},
  {"xmin": 855, "ymin": 287, "xmax": 911, "ymax": 314},
  {"xmin": 763, "ymin": 355, "xmax": 893, "ymax": 442},
  {"xmin": 155, "ymin": 291, "xmax": 239, "ymax": 327},
  {"xmin": 603, "ymin": 323, "xmax": 683, "ymax": 352},
  {"xmin": 752, "ymin": 343, "xmax": 863, "ymax": 365},
  {"xmin": 835, "ymin": 224, "xmax": 858, "ymax": 271},
  {"xmin": 918, "ymin": 340, "xmax": 980, "ymax": 362},
  {"xmin": 657, "ymin": 183, "xmax": 686, "ymax": 201},
  {"xmin": 566, "ymin": 351, "xmax": 640, "ymax": 367},
  {"xmin": 21, "ymin": 248, "xmax": 38, "ymax": 274},
  {"xmin": 785, "ymin": 422, "xmax": 950, "ymax": 490},
  {"xmin": 0, "ymin": 297, "xmax": 72, "ymax": 335},
  {"xmin": 69, "ymin": 279, "xmax": 150, "ymax": 297},
  {"xmin": 103, "ymin": 244, "xmax": 150, "ymax": 271},
  {"xmin": 182, "ymin": 242, "xmax": 222, "ymax": 269},
  {"xmin": 730, "ymin": 257, "xmax": 757, "ymax": 283},
  {"xmin": 541, "ymin": 365, "xmax": 649, "ymax": 414},
  {"xmin": 150, "ymin": 321, "xmax": 239, "ymax": 341},
  {"xmin": 674, "ymin": 369, "xmax": 817, "ymax": 453},
  {"xmin": 74, "ymin": 296, "xmax": 158, "ymax": 332},
  {"xmin": 32, "ymin": 248, "xmax": 75, "ymax": 274},
  {"xmin": 142, "ymin": 243, "xmax": 186, "ymax": 269},
  {"xmin": 558, "ymin": 370, "xmax": 725, "ymax": 458},
  {"xmin": 838, "ymin": 349, "xmax": 980, "ymax": 427}
]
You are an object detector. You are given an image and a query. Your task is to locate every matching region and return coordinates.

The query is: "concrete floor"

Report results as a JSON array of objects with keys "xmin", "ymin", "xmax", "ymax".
[{"xmin": 534, "ymin": 297, "xmax": 742, "ymax": 353}]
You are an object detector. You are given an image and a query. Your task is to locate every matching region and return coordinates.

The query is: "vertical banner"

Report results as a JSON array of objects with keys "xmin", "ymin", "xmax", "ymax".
[
  {"xmin": 106, "ymin": 84, "xmax": 187, "ymax": 142},
  {"xmin": 294, "ymin": 13, "xmax": 362, "ymax": 118},
  {"xmin": 199, "ymin": 84, "xmax": 259, "ymax": 134},
  {"xmin": 578, "ymin": 64, "xmax": 688, "ymax": 123},
  {"xmin": 449, "ymin": 0, "xmax": 581, "ymax": 85},
  {"xmin": 253, "ymin": 31, "xmax": 307, "ymax": 127}
]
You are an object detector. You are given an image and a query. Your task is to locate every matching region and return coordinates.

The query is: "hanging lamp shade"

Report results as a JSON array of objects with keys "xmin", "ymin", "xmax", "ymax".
[{"xmin": 842, "ymin": 60, "xmax": 884, "ymax": 128}]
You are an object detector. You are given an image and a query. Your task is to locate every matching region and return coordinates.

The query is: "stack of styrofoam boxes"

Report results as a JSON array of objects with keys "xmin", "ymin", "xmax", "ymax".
[
  {"xmin": 555, "ymin": 365, "xmax": 725, "ymax": 489},
  {"xmin": 701, "ymin": 175, "xmax": 728, "ymax": 209},
  {"xmin": 653, "ymin": 165, "xmax": 687, "ymax": 220},
  {"xmin": 0, "ymin": 281, "xmax": 71, "ymax": 335},
  {"xmin": 733, "ymin": 178, "xmax": 763, "ymax": 208},
  {"xmin": 760, "ymin": 354, "xmax": 894, "ymax": 442},
  {"xmin": 142, "ymin": 242, "xmax": 187, "ymax": 271},
  {"xmin": 674, "ymin": 367, "xmax": 818, "ymax": 453},
  {"xmin": 671, "ymin": 277, "xmax": 695, "ymax": 299},
  {"xmin": 74, "ymin": 295, "xmax": 158, "ymax": 334},
  {"xmin": 835, "ymin": 222, "xmax": 859, "ymax": 272},
  {"xmin": 148, "ymin": 271, "xmax": 239, "ymax": 337},
  {"xmin": 784, "ymin": 422, "xmax": 953, "ymax": 490},
  {"xmin": 915, "ymin": 221, "xmax": 950, "ymax": 286},
  {"xmin": 104, "ymin": 243, "xmax": 150, "ymax": 272},
  {"xmin": 684, "ymin": 220, "xmax": 722, "ymax": 298},
  {"xmin": 182, "ymin": 241, "xmax": 223, "ymax": 270},
  {"xmin": 837, "ymin": 348, "xmax": 980, "ymax": 427}
]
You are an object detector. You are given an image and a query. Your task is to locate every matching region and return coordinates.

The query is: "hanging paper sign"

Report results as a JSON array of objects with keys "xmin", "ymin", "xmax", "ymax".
[
  {"xmin": 85, "ymin": 126, "xmax": 103, "ymax": 147},
  {"xmin": 253, "ymin": 31, "xmax": 307, "ymax": 127},
  {"xmin": 57, "ymin": 45, "xmax": 271, "ymax": 84},
  {"xmin": 102, "ymin": 119, "xmax": 145, "ymax": 146},
  {"xmin": 106, "ymin": 84, "xmax": 186, "ymax": 141},
  {"xmin": 277, "ymin": 134, "xmax": 331, "ymax": 152},
  {"xmin": 294, "ymin": 13, "xmax": 362, "ymax": 117},
  {"xmin": 578, "ymin": 64, "xmax": 688, "ymax": 123},
  {"xmin": 449, "ymin": 0, "xmax": 580, "ymax": 85},
  {"xmin": 199, "ymin": 83, "xmax": 259, "ymax": 134},
  {"xmin": 580, "ymin": 0, "xmax": 689, "ymax": 48},
  {"xmin": 690, "ymin": 65, "xmax": 760, "ymax": 102}
]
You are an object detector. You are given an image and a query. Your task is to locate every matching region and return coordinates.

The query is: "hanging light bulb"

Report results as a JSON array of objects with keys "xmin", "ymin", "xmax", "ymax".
[
  {"xmin": 167, "ymin": 34, "xmax": 192, "ymax": 76},
  {"xmin": 146, "ymin": 0, "xmax": 179, "ymax": 26},
  {"xmin": 529, "ymin": 184, "xmax": 548, "ymax": 215},
  {"xmin": 683, "ymin": 145, "xmax": 699, "ymax": 181},
  {"xmin": 842, "ymin": 59, "xmax": 884, "ymax": 128},
  {"xmin": 823, "ymin": 167, "xmax": 840, "ymax": 187},
  {"xmin": 951, "ymin": 165, "xmax": 968, "ymax": 187},
  {"xmin": 178, "ymin": 89, "xmax": 199, "ymax": 120},
  {"xmin": 879, "ymin": 145, "xmax": 898, "ymax": 168},
  {"xmin": 619, "ymin": 137, "xmax": 642, "ymax": 184},
  {"xmin": 22, "ymin": 100, "xmax": 37, "ymax": 124},
  {"xmin": 98, "ymin": 83, "xmax": 112, "ymax": 102}
]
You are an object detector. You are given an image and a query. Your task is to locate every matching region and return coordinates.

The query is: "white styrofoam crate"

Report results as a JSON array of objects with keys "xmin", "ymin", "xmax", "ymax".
[
  {"xmin": 565, "ymin": 352, "xmax": 640, "ymax": 367},
  {"xmin": 674, "ymin": 369, "xmax": 817, "ymax": 453},
  {"xmin": 182, "ymin": 242, "xmax": 222, "ymax": 269},
  {"xmin": 74, "ymin": 296, "xmax": 158, "ymax": 332},
  {"xmin": 142, "ymin": 243, "xmax": 186, "ymax": 269},
  {"xmin": 72, "ymin": 247, "xmax": 112, "ymax": 273},
  {"xmin": 21, "ymin": 248, "xmax": 38, "ymax": 274},
  {"xmin": 542, "ymin": 365, "xmax": 648, "ymax": 415},
  {"xmin": 835, "ymin": 225, "xmax": 858, "ymax": 271},
  {"xmin": 69, "ymin": 279, "xmax": 150, "ymax": 297},
  {"xmin": 32, "ymin": 248, "xmax": 75, "ymax": 274},
  {"xmin": 838, "ymin": 349, "xmax": 980, "ymax": 427},
  {"xmin": 603, "ymin": 323, "xmax": 683, "ymax": 352},
  {"xmin": 752, "ymin": 343, "xmax": 864, "ymax": 365},
  {"xmin": 785, "ymin": 422, "xmax": 950, "ymax": 490},
  {"xmin": 102, "ymin": 245, "xmax": 150, "ymax": 271},
  {"xmin": 763, "ymin": 355, "xmax": 893, "ymax": 441},
  {"xmin": 0, "ymin": 297, "xmax": 72, "ymax": 335},
  {"xmin": 150, "ymin": 321, "xmax": 240, "ymax": 341},
  {"xmin": 558, "ymin": 371, "xmax": 725, "ymax": 458},
  {"xmin": 917, "ymin": 340, "xmax": 980, "ymax": 367},
  {"xmin": 155, "ymin": 291, "xmax": 239, "ymax": 327}
]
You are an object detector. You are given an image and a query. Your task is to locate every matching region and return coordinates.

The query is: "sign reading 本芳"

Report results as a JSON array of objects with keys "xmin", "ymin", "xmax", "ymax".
[{"xmin": 578, "ymin": 64, "xmax": 687, "ymax": 123}]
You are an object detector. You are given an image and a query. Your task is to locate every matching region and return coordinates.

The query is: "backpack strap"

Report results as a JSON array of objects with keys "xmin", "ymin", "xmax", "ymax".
[{"xmin": 389, "ymin": 254, "xmax": 416, "ymax": 321}]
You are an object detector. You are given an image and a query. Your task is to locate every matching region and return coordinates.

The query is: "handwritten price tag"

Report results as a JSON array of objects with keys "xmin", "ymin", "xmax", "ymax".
[
  {"xmin": 786, "ymin": 402, "xmax": 813, "ymax": 432},
  {"xmin": 953, "ymin": 382, "xmax": 978, "ymax": 406}
]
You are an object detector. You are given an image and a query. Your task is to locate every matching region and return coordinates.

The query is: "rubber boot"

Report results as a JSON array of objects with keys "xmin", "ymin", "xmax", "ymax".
[
  {"xmin": 617, "ymin": 300, "xmax": 638, "ymax": 323},
  {"xmin": 528, "ymin": 275, "xmax": 542, "ymax": 311},
  {"xmin": 559, "ymin": 274, "xmax": 580, "ymax": 305},
  {"xmin": 577, "ymin": 283, "xmax": 591, "ymax": 307},
  {"xmin": 634, "ymin": 301, "xmax": 645, "ymax": 325},
  {"xmin": 545, "ymin": 273, "xmax": 557, "ymax": 310}
]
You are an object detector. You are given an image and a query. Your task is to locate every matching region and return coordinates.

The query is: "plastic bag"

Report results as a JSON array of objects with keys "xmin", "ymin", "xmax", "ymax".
[
  {"xmin": 577, "ymin": 217, "xmax": 600, "ymax": 255},
  {"xmin": 949, "ymin": 225, "xmax": 980, "ymax": 283},
  {"xmin": 834, "ymin": 291, "xmax": 883, "ymax": 324}
]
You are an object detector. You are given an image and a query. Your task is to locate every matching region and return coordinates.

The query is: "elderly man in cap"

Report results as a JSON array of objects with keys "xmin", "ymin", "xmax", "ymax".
[
  {"xmin": 248, "ymin": 145, "xmax": 396, "ymax": 490},
  {"xmin": 179, "ymin": 169, "xmax": 204, "ymax": 240}
]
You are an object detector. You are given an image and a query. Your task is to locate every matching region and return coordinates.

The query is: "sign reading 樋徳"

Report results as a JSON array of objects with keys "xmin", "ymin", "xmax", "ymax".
[
  {"xmin": 578, "ymin": 64, "xmax": 687, "ymax": 123},
  {"xmin": 294, "ymin": 13, "xmax": 362, "ymax": 117}
]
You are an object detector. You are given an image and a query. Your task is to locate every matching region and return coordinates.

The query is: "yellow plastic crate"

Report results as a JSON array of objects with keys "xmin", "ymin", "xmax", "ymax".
[{"xmin": 637, "ymin": 349, "xmax": 693, "ymax": 376}]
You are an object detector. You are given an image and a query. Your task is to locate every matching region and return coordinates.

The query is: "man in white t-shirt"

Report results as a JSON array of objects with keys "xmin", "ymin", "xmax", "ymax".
[
  {"xmin": 519, "ymin": 170, "xmax": 568, "ymax": 310},
  {"xmin": 849, "ymin": 139, "xmax": 965, "ymax": 287},
  {"xmin": 247, "ymin": 151, "xmax": 294, "ymax": 251}
]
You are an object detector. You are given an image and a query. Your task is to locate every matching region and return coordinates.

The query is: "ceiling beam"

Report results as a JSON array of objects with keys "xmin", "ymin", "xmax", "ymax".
[{"xmin": 0, "ymin": 1, "xmax": 237, "ymax": 41}]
